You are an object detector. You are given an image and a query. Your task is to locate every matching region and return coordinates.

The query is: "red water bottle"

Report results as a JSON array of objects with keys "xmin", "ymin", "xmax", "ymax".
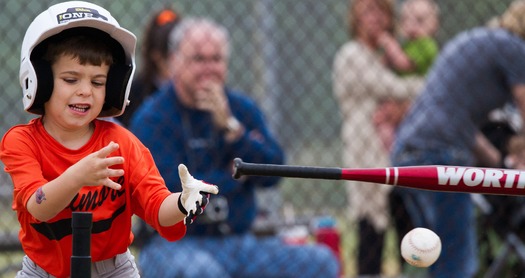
[{"xmin": 315, "ymin": 217, "xmax": 343, "ymax": 276}]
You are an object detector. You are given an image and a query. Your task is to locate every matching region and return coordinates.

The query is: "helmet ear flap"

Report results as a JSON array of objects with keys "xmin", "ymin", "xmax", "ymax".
[
  {"xmin": 99, "ymin": 63, "xmax": 133, "ymax": 117},
  {"xmin": 26, "ymin": 59, "xmax": 133, "ymax": 117},
  {"xmin": 28, "ymin": 59, "xmax": 54, "ymax": 115}
]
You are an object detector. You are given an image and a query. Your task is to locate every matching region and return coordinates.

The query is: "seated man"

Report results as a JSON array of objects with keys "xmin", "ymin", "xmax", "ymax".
[{"xmin": 129, "ymin": 17, "xmax": 340, "ymax": 278}]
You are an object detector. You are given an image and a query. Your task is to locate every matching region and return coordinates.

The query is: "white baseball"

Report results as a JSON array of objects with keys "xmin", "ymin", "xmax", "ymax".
[{"xmin": 401, "ymin": 227, "xmax": 441, "ymax": 268}]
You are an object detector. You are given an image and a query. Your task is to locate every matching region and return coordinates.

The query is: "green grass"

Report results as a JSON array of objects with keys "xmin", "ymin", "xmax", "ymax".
[
  {"xmin": 0, "ymin": 251, "xmax": 22, "ymax": 277},
  {"xmin": 336, "ymin": 215, "xmax": 406, "ymax": 277}
]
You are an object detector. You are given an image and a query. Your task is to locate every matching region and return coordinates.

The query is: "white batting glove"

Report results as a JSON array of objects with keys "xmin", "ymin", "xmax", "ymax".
[{"xmin": 178, "ymin": 164, "xmax": 219, "ymax": 225}]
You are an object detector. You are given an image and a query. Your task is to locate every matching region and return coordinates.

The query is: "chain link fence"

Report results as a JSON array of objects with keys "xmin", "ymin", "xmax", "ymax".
[{"xmin": 0, "ymin": 0, "xmax": 521, "ymax": 277}]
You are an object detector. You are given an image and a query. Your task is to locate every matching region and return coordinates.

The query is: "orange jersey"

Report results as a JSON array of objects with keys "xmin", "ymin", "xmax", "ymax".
[{"xmin": 0, "ymin": 118, "xmax": 185, "ymax": 278}]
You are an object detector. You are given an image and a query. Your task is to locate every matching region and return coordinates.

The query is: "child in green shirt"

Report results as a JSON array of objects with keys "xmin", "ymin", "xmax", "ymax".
[
  {"xmin": 374, "ymin": 0, "xmax": 439, "ymax": 150},
  {"xmin": 379, "ymin": 0, "xmax": 440, "ymax": 76}
]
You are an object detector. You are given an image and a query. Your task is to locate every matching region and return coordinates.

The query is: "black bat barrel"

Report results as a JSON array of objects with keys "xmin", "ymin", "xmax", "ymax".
[
  {"xmin": 71, "ymin": 212, "xmax": 92, "ymax": 278},
  {"xmin": 233, "ymin": 158, "xmax": 342, "ymax": 180}
]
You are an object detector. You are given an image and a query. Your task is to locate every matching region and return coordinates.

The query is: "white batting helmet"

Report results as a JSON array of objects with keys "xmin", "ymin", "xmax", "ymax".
[{"xmin": 19, "ymin": 1, "xmax": 136, "ymax": 117}]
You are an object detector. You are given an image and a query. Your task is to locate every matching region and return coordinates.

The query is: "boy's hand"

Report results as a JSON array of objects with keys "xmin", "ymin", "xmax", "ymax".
[
  {"xmin": 70, "ymin": 141, "xmax": 124, "ymax": 190},
  {"xmin": 178, "ymin": 164, "xmax": 219, "ymax": 225}
]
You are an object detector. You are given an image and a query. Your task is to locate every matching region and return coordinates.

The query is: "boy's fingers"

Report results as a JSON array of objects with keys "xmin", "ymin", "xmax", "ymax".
[
  {"xmin": 178, "ymin": 164, "xmax": 191, "ymax": 184},
  {"xmin": 102, "ymin": 179, "xmax": 122, "ymax": 190},
  {"xmin": 178, "ymin": 164, "xmax": 219, "ymax": 194},
  {"xmin": 198, "ymin": 184, "xmax": 219, "ymax": 195},
  {"xmin": 107, "ymin": 168, "xmax": 124, "ymax": 178},
  {"xmin": 98, "ymin": 142, "xmax": 119, "ymax": 158},
  {"xmin": 105, "ymin": 157, "xmax": 125, "ymax": 167}
]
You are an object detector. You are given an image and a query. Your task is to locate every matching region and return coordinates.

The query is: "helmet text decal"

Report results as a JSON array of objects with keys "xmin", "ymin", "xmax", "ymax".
[{"xmin": 56, "ymin": 7, "xmax": 108, "ymax": 24}]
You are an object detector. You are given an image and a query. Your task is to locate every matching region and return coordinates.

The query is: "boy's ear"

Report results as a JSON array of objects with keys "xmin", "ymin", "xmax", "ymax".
[
  {"xmin": 28, "ymin": 59, "xmax": 54, "ymax": 115},
  {"xmin": 100, "ymin": 63, "xmax": 133, "ymax": 117}
]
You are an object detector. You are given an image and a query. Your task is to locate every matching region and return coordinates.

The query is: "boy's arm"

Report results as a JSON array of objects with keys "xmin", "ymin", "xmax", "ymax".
[
  {"xmin": 158, "ymin": 165, "xmax": 219, "ymax": 226},
  {"xmin": 158, "ymin": 193, "xmax": 185, "ymax": 226},
  {"xmin": 378, "ymin": 32, "xmax": 414, "ymax": 72},
  {"xmin": 27, "ymin": 142, "xmax": 124, "ymax": 221}
]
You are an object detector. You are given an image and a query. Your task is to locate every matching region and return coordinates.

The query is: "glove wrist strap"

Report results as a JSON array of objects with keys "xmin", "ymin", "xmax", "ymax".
[{"xmin": 177, "ymin": 194, "xmax": 188, "ymax": 215}]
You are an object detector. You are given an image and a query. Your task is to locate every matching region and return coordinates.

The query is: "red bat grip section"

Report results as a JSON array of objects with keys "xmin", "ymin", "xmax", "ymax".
[
  {"xmin": 341, "ymin": 166, "xmax": 437, "ymax": 186},
  {"xmin": 343, "ymin": 166, "xmax": 525, "ymax": 196}
]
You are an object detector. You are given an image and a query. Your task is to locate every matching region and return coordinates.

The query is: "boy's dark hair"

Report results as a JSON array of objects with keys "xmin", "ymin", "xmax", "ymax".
[
  {"xmin": 43, "ymin": 33, "xmax": 114, "ymax": 67},
  {"xmin": 33, "ymin": 27, "xmax": 125, "ymax": 68},
  {"xmin": 29, "ymin": 27, "xmax": 130, "ymax": 115}
]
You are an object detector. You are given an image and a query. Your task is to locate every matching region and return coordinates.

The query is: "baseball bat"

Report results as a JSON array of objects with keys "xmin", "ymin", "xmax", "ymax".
[
  {"xmin": 233, "ymin": 158, "xmax": 525, "ymax": 196},
  {"xmin": 71, "ymin": 212, "xmax": 92, "ymax": 278}
]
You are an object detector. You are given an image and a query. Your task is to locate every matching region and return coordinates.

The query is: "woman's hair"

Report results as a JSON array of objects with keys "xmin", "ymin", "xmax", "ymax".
[
  {"xmin": 347, "ymin": 0, "xmax": 395, "ymax": 38},
  {"xmin": 137, "ymin": 8, "xmax": 180, "ymax": 89},
  {"xmin": 490, "ymin": 0, "xmax": 525, "ymax": 39}
]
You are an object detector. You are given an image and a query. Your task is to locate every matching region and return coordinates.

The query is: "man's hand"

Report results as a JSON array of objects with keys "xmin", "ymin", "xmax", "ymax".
[
  {"xmin": 194, "ymin": 81, "xmax": 231, "ymax": 129},
  {"xmin": 178, "ymin": 164, "xmax": 219, "ymax": 224}
]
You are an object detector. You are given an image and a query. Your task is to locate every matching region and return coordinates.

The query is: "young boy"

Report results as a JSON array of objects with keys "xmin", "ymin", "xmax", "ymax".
[{"xmin": 0, "ymin": 1, "xmax": 218, "ymax": 277}]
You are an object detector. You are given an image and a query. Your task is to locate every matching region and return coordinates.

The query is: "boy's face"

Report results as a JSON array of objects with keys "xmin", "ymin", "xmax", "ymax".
[
  {"xmin": 400, "ymin": 0, "xmax": 438, "ymax": 39},
  {"xmin": 44, "ymin": 54, "xmax": 109, "ymax": 130}
]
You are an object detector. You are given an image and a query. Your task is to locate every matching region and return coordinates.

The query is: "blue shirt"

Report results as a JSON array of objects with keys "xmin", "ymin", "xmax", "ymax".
[
  {"xmin": 395, "ymin": 28, "xmax": 525, "ymax": 161},
  {"xmin": 129, "ymin": 82, "xmax": 284, "ymax": 235}
]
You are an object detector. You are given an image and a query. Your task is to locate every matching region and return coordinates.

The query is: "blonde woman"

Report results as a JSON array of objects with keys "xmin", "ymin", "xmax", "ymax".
[
  {"xmin": 332, "ymin": 0, "xmax": 423, "ymax": 275},
  {"xmin": 391, "ymin": 0, "xmax": 525, "ymax": 277}
]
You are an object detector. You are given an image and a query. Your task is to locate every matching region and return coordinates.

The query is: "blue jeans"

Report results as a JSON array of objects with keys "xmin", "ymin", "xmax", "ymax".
[
  {"xmin": 391, "ymin": 145, "xmax": 478, "ymax": 278},
  {"xmin": 138, "ymin": 233, "xmax": 339, "ymax": 278}
]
